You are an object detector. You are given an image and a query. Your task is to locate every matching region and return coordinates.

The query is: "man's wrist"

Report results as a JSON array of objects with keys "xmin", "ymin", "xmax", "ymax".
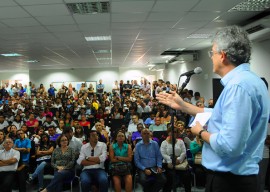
[{"xmin": 198, "ymin": 129, "xmax": 207, "ymax": 139}]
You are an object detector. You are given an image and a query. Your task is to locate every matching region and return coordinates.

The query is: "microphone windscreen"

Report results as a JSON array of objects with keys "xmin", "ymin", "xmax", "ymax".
[{"xmin": 194, "ymin": 67, "xmax": 202, "ymax": 74}]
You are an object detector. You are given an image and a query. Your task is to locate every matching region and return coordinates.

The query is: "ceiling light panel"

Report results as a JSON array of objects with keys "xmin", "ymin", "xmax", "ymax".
[
  {"xmin": 187, "ymin": 33, "xmax": 212, "ymax": 39},
  {"xmin": 229, "ymin": 0, "xmax": 270, "ymax": 12},
  {"xmin": 66, "ymin": 2, "xmax": 110, "ymax": 14},
  {"xmin": 85, "ymin": 36, "xmax": 111, "ymax": 41}
]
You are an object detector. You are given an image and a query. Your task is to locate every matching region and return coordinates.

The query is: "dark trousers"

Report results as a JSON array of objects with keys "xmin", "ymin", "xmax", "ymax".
[
  {"xmin": 0, "ymin": 171, "xmax": 16, "ymax": 192},
  {"xmin": 17, "ymin": 164, "xmax": 29, "ymax": 192},
  {"xmin": 163, "ymin": 169, "xmax": 191, "ymax": 192},
  {"xmin": 46, "ymin": 170, "xmax": 74, "ymax": 192},
  {"xmin": 205, "ymin": 169, "xmax": 257, "ymax": 192},
  {"xmin": 138, "ymin": 170, "xmax": 166, "ymax": 192}
]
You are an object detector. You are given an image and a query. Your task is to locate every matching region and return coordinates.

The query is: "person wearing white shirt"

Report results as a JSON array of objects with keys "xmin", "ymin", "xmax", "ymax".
[
  {"xmin": 0, "ymin": 138, "xmax": 20, "ymax": 192},
  {"xmin": 77, "ymin": 130, "xmax": 108, "ymax": 192}
]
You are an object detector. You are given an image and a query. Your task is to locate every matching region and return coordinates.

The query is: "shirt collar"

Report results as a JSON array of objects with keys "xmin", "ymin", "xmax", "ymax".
[{"xmin": 221, "ymin": 63, "xmax": 250, "ymax": 86}]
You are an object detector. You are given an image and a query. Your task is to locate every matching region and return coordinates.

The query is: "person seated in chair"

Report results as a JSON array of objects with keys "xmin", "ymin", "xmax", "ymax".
[
  {"xmin": 77, "ymin": 130, "xmax": 108, "ymax": 192},
  {"xmin": 14, "ymin": 129, "xmax": 31, "ymax": 192},
  {"xmin": 161, "ymin": 127, "xmax": 191, "ymax": 192},
  {"xmin": 0, "ymin": 138, "xmax": 20, "ymax": 192},
  {"xmin": 134, "ymin": 128, "xmax": 166, "ymax": 192},
  {"xmin": 109, "ymin": 130, "xmax": 133, "ymax": 192}
]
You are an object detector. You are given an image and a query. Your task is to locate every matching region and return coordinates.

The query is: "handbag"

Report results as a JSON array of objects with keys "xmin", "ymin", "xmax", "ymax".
[
  {"xmin": 167, "ymin": 159, "xmax": 188, "ymax": 170},
  {"xmin": 110, "ymin": 162, "xmax": 131, "ymax": 176},
  {"xmin": 194, "ymin": 152, "xmax": 202, "ymax": 164}
]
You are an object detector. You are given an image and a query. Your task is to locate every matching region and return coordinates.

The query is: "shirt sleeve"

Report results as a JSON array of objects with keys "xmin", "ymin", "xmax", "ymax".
[
  {"xmin": 98, "ymin": 143, "xmax": 107, "ymax": 163},
  {"xmin": 77, "ymin": 145, "xmax": 86, "ymax": 165},
  {"xmin": 160, "ymin": 141, "xmax": 172, "ymax": 163},
  {"xmin": 177, "ymin": 140, "xmax": 186, "ymax": 163},
  {"xmin": 134, "ymin": 144, "xmax": 146, "ymax": 171},
  {"xmin": 155, "ymin": 142, "xmax": 163, "ymax": 168},
  {"xmin": 209, "ymin": 84, "xmax": 253, "ymax": 157}
]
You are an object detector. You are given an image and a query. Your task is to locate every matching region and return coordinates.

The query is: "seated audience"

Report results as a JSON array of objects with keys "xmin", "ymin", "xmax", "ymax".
[
  {"xmin": 109, "ymin": 130, "xmax": 133, "ymax": 192},
  {"xmin": 149, "ymin": 117, "xmax": 167, "ymax": 132},
  {"xmin": 77, "ymin": 130, "xmax": 108, "ymax": 192},
  {"xmin": 41, "ymin": 134, "xmax": 76, "ymax": 192},
  {"xmin": 134, "ymin": 128, "xmax": 166, "ymax": 192},
  {"xmin": 14, "ymin": 129, "xmax": 31, "ymax": 192},
  {"xmin": 161, "ymin": 127, "xmax": 191, "ymax": 192},
  {"xmin": 28, "ymin": 133, "xmax": 54, "ymax": 191},
  {"xmin": 0, "ymin": 138, "xmax": 20, "ymax": 192}
]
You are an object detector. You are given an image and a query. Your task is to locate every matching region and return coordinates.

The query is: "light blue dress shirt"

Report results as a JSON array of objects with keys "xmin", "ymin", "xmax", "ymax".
[
  {"xmin": 203, "ymin": 64, "xmax": 270, "ymax": 175},
  {"xmin": 134, "ymin": 140, "xmax": 163, "ymax": 171}
]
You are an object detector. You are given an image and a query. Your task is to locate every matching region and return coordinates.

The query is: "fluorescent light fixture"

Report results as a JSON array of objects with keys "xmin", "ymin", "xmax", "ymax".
[
  {"xmin": 1, "ymin": 53, "xmax": 23, "ymax": 57},
  {"xmin": 161, "ymin": 55, "xmax": 175, "ymax": 59},
  {"xmin": 156, "ymin": 69, "xmax": 164, "ymax": 71},
  {"xmin": 24, "ymin": 60, "xmax": 39, "ymax": 63},
  {"xmin": 66, "ymin": 2, "xmax": 110, "ymax": 14},
  {"xmin": 85, "ymin": 36, "xmax": 111, "ymax": 41},
  {"xmin": 228, "ymin": 0, "xmax": 270, "ymax": 12},
  {"xmin": 96, "ymin": 58, "xmax": 111, "ymax": 61},
  {"xmin": 147, "ymin": 64, "xmax": 155, "ymax": 67},
  {"xmin": 187, "ymin": 34, "xmax": 212, "ymax": 39},
  {"xmin": 41, "ymin": 65, "xmax": 54, "ymax": 66},
  {"xmin": 93, "ymin": 50, "xmax": 111, "ymax": 54}
]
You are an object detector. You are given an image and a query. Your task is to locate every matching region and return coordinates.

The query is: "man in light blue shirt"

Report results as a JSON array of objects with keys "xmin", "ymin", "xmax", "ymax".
[
  {"xmin": 156, "ymin": 25, "xmax": 270, "ymax": 192},
  {"xmin": 134, "ymin": 128, "xmax": 166, "ymax": 192}
]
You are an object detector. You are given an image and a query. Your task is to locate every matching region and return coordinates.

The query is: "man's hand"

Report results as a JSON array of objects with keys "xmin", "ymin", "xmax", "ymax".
[
  {"xmin": 156, "ymin": 91, "xmax": 183, "ymax": 110},
  {"xmin": 157, "ymin": 167, "xmax": 163, "ymax": 174},
  {"xmin": 144, "ymin": 169, "xmax": 151, "ymax": 175}
]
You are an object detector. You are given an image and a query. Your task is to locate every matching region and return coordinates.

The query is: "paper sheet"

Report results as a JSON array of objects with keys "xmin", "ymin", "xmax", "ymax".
[{"xmin": 190, "ymin": 112, "xmax": 212, "ymax": 127}]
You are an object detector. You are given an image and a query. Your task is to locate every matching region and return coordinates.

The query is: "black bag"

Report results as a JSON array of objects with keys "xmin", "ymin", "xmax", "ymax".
[{"xmin": 110, "ymin": 162, "xmax": 131, "ymax": 176}]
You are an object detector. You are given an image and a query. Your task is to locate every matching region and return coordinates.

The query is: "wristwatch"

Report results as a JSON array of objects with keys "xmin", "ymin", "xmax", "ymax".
[{"xmin": 198, "ymin": 129, "xmax": 207, "ymax": 140}]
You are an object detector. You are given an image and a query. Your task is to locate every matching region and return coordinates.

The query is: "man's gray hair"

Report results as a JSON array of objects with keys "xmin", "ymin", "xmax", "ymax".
[{"xmin": 212, "ymin": 25, "xmax": 251, "ymax": 66}]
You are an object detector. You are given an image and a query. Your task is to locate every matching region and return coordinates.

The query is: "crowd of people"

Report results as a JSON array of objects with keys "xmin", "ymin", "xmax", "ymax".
[
  {"xmin": 0, "ymin": 75, "xmax": 212, "ymax": 192},
  {"xmin": 0, "ymin": 25, "xmax": 269, "ymax": 192}
]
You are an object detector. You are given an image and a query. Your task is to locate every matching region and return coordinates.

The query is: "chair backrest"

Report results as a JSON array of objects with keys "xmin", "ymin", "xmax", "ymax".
[
  {"xmin": 141, "ymin": 112, "xmax": 151, "ymax": 121},
  {"xmin": 152, "ymin": 131, "xmax": 168, "ymax": 145},
  {"xmin": 110, "ymin": 119, "xmax": 125, "ymax": 139}
]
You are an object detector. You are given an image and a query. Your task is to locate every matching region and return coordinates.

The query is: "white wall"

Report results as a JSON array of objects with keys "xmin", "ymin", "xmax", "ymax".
[
  {"xmin": 0, "ymin": 71, "xmax": 29, "ymax": 86},
  {"xmin": 163, "ymin": 38, "xmax": 270, "ymax": 100},
  {"xmin": 29, "ymin": 68, "xmax": 119, "ymax": 92}
]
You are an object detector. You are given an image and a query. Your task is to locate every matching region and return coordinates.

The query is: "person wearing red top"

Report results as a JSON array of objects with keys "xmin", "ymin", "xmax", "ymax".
[
  {"xmin": 79, "ymin": 115, "xmax": 91, "ymax": 136},
  {"xmin": 26, "ymin": 113, "xmax": 39, "ymax": 134}
]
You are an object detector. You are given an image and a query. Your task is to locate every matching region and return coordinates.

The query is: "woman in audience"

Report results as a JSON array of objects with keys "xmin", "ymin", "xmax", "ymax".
[
  {"xmin": 41, "ymin": 134, "xmax": 75, "ymax": 192},
  {"xmin": 190, "ymin": 136, "xmax": 206, "ymax": 187},
  {"xmin": 6, "ymin": 125, "xmax": 18, "ymax": 141},
  {"xmin": 64, "ymin": 112, "xmax": 73, "ymax": 126},
  {"xmin": 161, "ymin": 127, "xmax": 191, "ymax": 192},
  {"xmin": 26, "ymin": 112, "xmax": 39, "ymax": 134},
  {"xmin": 109, "ymin": 130, "xmax": 133, "ymax": 192},
  {"xmin": 0, "ymin": 130, "xmax": 5, "ymax": 149},
  {"xmin": 28, "ymin": 133, "xmax": 54, "ymax": 191},
  {"xmin": 87, "ymin": 83, "xmax": 94, "ymax": 98},
  {"xmin": 31, "ymin": 127, "xmax": 45, "ymax": 145}
]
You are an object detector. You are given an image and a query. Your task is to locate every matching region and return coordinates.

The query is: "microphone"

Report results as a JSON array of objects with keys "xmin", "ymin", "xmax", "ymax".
[{"xmin": 180, "ymin": 67, "xmax": 202, "ymax": 77}]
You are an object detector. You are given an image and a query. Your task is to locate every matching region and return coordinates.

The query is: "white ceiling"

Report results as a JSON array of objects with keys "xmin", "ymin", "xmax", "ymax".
[{"xmin": 0, "ymin": 0, "xmax": 269, "ymax": 71}]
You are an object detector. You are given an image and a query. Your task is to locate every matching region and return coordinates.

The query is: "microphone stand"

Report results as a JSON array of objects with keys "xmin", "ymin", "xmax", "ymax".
[{"xmin": 169, "ymin": 75, "xmax": 191, "ymax": 192}]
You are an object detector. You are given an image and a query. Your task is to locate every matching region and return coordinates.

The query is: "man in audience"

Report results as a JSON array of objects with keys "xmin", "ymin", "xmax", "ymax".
[
  {"xmin": 0, "ymin": 138, "xmax": 20, "ymax": 192},
  {"xmin": 134, "ymin": 128, "xmax": 166, "ymax": 192},
  {"xmin": 131, "ymin": 123, "xmax": 143, "ymax": 146},
  {"xmin": 42, "ymin": 115, "xmax": 57, "ymax": 130},
  {"xmin": 14, "ymin": 129, "xmax": 31, "ymax": 192},
  {"xmin": 77, "ymin": 130, "xmax": 108, "ymax": 192},
  {"xmin": 0, "ymin": 114, "xmax": 9, "ymax": 130},
  {"xmin": 149, "ymin": 117, "xmax": 166, "ymax": 132},
  {"xmin": 47, "ymin": 126, "xmax": 60, "ymax": 143},
  {"xmin": 127, "ymin": 114, "xmax": 144, "ymax": 134}
]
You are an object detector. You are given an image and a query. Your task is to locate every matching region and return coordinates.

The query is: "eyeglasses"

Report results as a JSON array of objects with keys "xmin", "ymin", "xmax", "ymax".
[
  {"xmin": 61, "ymin": 139, "xmax": 68, "ymax": 142},
  {"xmin": 91, "ymin": 149, "xmax": 94, "ymax": 156},
  {"xmin": 208, "ymin": 50, "xmax": 219, "ymax": 58}
]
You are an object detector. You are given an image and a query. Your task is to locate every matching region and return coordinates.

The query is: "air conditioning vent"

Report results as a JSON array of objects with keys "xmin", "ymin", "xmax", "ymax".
[
  {"xmin": 246, "ymin": 24, "xmax": 265, "ymax": 34},
  {"xmin": 66, "ymin": 2, "xmax": 110, "ymax": 14}
]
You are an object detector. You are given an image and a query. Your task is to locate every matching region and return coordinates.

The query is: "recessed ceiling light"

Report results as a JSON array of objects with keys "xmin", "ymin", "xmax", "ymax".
[
  {"xmin": 93, "ymin": 50, "xmax": 111, "ymax": 54},
  {"xmin": 24, "ymin": 60, "xmax": 39, "ymax": 63},
  {"xmin": 97, "ymin": 58, "xmax": 111, "ymax": 61},
  {"xmin": 1, "ymin": 53, "xmax": 23, "ymax": 57},
  {"xmin": 228, "ymin": 0, "xmax": 270, "ymax": 12},
  {"xmin": 187, "ymin": 34, "xmax": 212, "ymax": 39},
  {"xmin": 85, "ymin": 36, "xmax": 111, "ymax": 41},
  {"xmin": 66, "ymin": 2, "xmax": 110, "ymax": 14}
]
